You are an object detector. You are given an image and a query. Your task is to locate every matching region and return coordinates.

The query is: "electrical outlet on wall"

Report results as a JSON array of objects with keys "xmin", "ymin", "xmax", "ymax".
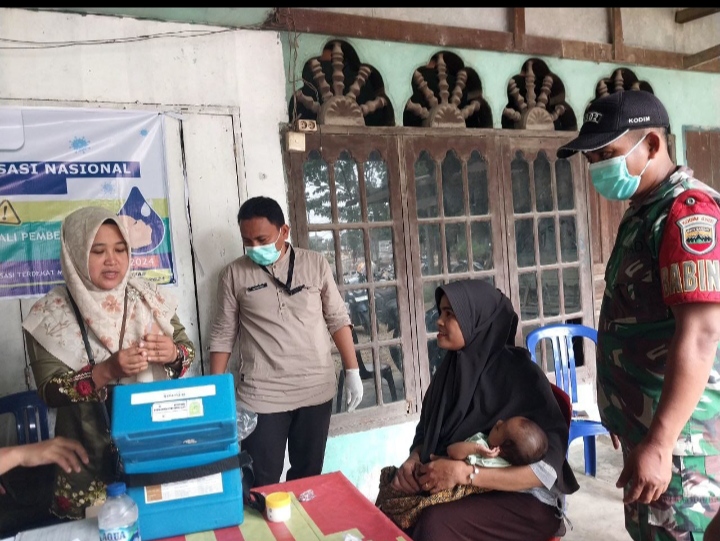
[
  {"xmin": 294, "ymin": 119, "xmax": 317, "ymax": 132},
  {"xmin": 286, "ymin": 131, "xmax": 305, "ymax": 152}
]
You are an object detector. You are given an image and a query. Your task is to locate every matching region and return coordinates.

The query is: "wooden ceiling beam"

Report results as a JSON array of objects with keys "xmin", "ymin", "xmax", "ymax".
[
  {"xmin": 611, "ymin": 8, "xmax": 624, "ymax": 61},
  {"xmin": 267, "ymin": 8, "xmax": 514, "ymax": 52},
  {"xmin": 684, "ymin": 43, "xmax": 720, "ymax": 69},
  {"xmin": 266, "ymin": 8, "xmax": 720, "ymax": 74},
  {"xmin": 513, "ymin": 8, "xmax": 526, "ymax": 51},
  {"xmin": 675, "ymin": 8, "xmax": 720, "ymax": 24}
]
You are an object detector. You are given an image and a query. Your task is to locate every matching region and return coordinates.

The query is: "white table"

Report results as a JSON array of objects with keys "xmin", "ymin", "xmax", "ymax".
[{"xmin": 13, "ymin": 517, "xmax": 98, "ymax": 541}]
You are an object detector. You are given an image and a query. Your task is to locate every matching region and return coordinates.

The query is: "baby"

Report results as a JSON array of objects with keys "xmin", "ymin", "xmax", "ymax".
[
  {"xmin": 447, "ymin": 415, "xmax": 549, "ymax": 468},
  {"xmin": 376, "ymin": 416, "xmax": 548, "ymax": 530}
]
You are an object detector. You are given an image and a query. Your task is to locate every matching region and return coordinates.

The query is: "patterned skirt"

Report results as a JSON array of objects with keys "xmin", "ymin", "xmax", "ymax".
[{"xmin": 375, "ymin": 465, "xmax": 488, "ymax": 530}]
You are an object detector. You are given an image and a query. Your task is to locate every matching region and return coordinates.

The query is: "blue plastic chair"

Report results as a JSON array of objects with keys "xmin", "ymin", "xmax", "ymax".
[
  {"xmin": 0, "ymin": 390, "xmax": 50, "ymax": 444},
  {"xmin": 526, "ymin": 323, "xmax": 609, "ymax": 477}
]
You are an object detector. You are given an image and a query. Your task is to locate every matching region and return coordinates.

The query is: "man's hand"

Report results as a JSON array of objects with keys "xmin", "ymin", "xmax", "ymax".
[
  {"xmin": 615, "ymin": 302, "xmax": 720, "ymax": 505},
  {"xmin": 344, "ymin": 368, "xmax": 363, "ymax": 411},
  {"xmin": 332, "ymin": 326, "xmax": 363, "ymax": 412},
  {"xmin": 616, "ymin": 440, "xmax": 672, "ymax": 504}
]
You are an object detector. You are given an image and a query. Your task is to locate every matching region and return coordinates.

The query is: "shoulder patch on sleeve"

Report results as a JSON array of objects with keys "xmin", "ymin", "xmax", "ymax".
[{"xmin": 659, "ymin": 189, "xmax": 720, "ymax": 305}]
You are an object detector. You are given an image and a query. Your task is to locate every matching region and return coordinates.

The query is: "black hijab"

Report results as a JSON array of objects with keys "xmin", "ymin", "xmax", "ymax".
[{"xmin": 411, "ymin": 279, "xmax": 579, "ymax": 494}]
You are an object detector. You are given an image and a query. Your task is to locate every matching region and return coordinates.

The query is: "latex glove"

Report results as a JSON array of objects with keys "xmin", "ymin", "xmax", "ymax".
[{"xmin": 344, "ymin": 368, "xmax": 363, "ymax": 412}]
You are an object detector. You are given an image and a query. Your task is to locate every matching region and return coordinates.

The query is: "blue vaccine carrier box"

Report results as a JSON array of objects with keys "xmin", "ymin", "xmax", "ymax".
[{"xmin": 111, "ymin": 374, "xmax": 244, "ymax": 540}]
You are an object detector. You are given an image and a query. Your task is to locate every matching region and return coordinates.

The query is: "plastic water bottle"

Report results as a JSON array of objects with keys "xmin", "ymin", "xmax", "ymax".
[{"xmin": 98, "ymin": 482, "xmax": 141, "ymax": 541}]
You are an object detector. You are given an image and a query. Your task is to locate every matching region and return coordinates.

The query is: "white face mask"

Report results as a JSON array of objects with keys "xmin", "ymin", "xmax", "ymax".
[
  {"xmin": 245, "ymin": 230, "xmax": 282, "ymax": 266},
  {"xmin": 588, "ymin": 134, "xmax": 652, "ymax": 201}
]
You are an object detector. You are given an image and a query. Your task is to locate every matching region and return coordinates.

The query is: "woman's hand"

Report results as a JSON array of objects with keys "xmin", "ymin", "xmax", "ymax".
[
  {"xmin": 391, "ymin": 453, "xmax": 423, "ymax": 494},
  {"xmin": 416, "ymin": 455, "xmax": 469, "ymax": 494},
  {"xmin": 139, "ymin": 333, "xmax": 177, "ymax": 365},
  {"xmin": 0, "ymin": 437, "xmax": 89, "ymax": 477},
  {"xmin": 107, "ymin": 346, "xmax": 149, "ymax": 378},
  {"xmin": 19, "ymin": 437, "xmax": 89, "ymax": 473},
  {"xmin": 92, "ymin": 346, "xmax": 148, "ymax": 387}
]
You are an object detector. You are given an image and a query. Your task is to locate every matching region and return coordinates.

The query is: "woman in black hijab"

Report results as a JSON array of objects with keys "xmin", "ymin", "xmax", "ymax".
[{"xmin": 391, "ymin": 279, "xmax": 579, "ymax": 540}]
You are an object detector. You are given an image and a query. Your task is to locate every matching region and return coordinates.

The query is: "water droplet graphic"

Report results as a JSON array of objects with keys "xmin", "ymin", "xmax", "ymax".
[
  {"xmin": 101, "ymin": 181, "xmax": 116, "ymax": 196},
  {"xmin": 117, "ymin": 186, "xmax": 165, "ymax": 255},
  {"xmin": 69, "ymin": 136, "xmax": 90, "ymax": 153}
]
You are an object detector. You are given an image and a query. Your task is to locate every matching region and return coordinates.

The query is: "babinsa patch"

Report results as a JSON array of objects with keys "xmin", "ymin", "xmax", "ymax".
[
  {"xmin": 660, "ymin": 188, "xmax": 720, "ymax": 305},
  {"xmin": 677, "ymin": 213, "xmax": 717, "ymax": 255}
]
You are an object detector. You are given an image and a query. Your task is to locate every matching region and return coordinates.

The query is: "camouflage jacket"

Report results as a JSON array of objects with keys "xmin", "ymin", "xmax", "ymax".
[{"xmin": 597, "ymin": 166, "xmax": 720, "ymax": 455}]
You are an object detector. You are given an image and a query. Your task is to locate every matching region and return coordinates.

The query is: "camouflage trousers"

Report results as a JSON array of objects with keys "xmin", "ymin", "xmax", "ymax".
[{"xmin": 622, "ymin": 449, "xmax": 720, "ymax": 540}]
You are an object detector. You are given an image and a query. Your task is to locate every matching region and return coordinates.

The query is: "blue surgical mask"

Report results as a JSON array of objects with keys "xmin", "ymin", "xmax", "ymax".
[
  {"xmin": 246, "ymin": 231, "xmax": 282, "ymax": 266},
  {"xmin": 588, "ymin": 134, "xmax": 652, "ymax": 201}
]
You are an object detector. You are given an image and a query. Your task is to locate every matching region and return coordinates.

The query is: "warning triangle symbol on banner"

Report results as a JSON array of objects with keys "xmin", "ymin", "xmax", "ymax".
[{"xmin": 0, "ymin": 199, "xmax": 21, "ymax": 225}]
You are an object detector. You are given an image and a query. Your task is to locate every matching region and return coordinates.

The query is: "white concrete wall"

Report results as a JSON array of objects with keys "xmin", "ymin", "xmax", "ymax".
[
  {"xmin": 0, "ymin": 7, "xmax": 288, "ymax": 395},
  {"xmin": 623, "ymin": 7, "xmax": 720, "ymax": 55},
  {"xmin": 527, "ymin": 8, "xmax": 609, "ymax": 44}
]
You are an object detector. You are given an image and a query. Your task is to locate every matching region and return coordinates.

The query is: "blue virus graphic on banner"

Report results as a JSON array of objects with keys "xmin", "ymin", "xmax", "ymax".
[
  {"xmin": 117, "ymin": 186, "xmax": 165, "ymax": 255},
  {"xmin": 70, "ymin": 136, "xmax": 90, "ymax": 154}
]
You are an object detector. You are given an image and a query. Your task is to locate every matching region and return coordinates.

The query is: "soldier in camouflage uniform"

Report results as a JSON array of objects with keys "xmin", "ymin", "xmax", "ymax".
[{"xmin": 558, "ymin": 90, "xmax": 720, "ymax": 540}]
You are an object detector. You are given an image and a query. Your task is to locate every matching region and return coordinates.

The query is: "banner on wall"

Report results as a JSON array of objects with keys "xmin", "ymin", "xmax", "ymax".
[{"xmin": 0, "ymin": 106, "xmax": 176, "ymax": 299}]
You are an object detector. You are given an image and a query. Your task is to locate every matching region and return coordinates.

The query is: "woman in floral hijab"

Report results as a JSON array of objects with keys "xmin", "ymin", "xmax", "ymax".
[{"xmin": 22, "ymin": 206, "xmax": 195, "ymax": 520}]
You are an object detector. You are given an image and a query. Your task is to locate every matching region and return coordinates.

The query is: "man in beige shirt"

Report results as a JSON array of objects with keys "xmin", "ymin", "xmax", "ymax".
[{"xmin": 209, "ymin": 196, "xmax": 363, "ymax": 487}]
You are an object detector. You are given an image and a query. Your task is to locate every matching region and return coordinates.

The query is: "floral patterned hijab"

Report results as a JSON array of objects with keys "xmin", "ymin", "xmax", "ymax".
[{"xmin": 22, "ymin": 206, "xmax": 178, "ymax": 383}]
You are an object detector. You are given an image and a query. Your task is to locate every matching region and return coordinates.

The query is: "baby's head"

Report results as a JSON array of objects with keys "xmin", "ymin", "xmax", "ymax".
[{"xmin": 487, "ymin": 416, "xmax": 548, "ymax": 466}]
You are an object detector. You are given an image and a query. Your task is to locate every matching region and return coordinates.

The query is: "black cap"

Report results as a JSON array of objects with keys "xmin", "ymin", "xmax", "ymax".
[{"xmin": 557, "ymin": 90, "xmax": 670, "ymax": 159}]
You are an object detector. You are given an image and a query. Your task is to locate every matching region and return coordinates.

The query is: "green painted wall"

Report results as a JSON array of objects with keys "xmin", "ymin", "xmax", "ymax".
[
  {"xmin": 322, "ymin": 421, "xmax": 417, "ymax": 499},
  {"xmin": 281, "ymin": 32, "xmax": 720, "ymax": 166},
  {"xmin": 286, "ymin": 32, "xmax": 720, "ymax": 494},
  {"xmin": 37, "ymin": 8, "xmax": 273, "ymax": 29}
]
